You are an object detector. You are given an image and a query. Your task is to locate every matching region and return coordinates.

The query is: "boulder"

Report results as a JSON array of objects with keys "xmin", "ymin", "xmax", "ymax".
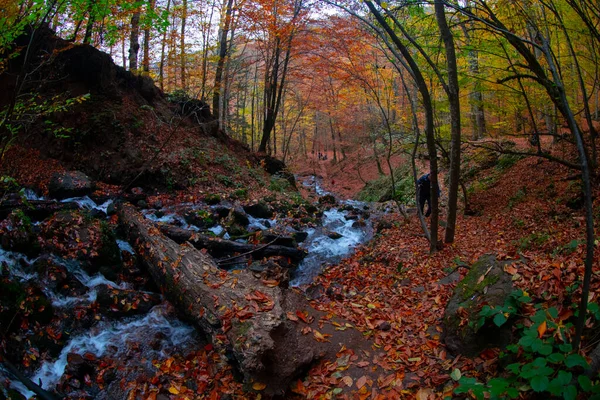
[
  {"xmin": 443, "ymin": 254, "xmax": 515, "ymax": 356},
  {"xmin": 243, "ymin": 202, "xmax": 274, "ymax": 219},
  {"xmin": 48, "ymin": 171, "xmax": 95, "ymax": 200}
]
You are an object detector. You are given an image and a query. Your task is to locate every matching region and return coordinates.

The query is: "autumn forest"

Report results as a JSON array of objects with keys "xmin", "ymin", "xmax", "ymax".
[{"xmin": 1, "ymin": 0, "xmax": 600, "ymax": 399}]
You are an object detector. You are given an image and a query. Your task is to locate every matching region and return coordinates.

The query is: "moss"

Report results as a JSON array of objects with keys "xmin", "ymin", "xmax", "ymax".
[{"xmin": 454, "ymin": 257, "xmax": 501, "ymax": 303}]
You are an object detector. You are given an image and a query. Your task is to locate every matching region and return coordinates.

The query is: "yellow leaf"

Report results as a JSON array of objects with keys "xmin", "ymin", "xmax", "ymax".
[
  {"xmin": 253, "ymin": 382, "xmax": 267, "ymax": 391},
  {"xmin": 168, "ymin": 386, "xmax": 180, "ymax": 395}
]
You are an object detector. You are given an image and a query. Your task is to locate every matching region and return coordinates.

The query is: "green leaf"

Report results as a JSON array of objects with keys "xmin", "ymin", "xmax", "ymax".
[
  {"xmin": 556, "ymin": 371, "xmax": 572, "ymax": 386},
  {"xmin": 538, "ymin": 344, "xmax": 554, "ymax": 355},
  {"xmin": 559, "ymin": 344, "xmax": 573, "ymax": 353},
  {"xmin": 494, "ymin": 312, "xmax": 507, "ymax": 327},
  {"xmin": 562, "ymin": 384, "xmax": 577, "ymax": 400},
  {"xmin": 450, "ymin": 368, "xmax": 462, "ymax": 381},
  {"xmin": 332, "ymin": 388, "xmax": 343, "ymax": 395},
  {"xmin": 548, "ymin": 307, "xmax": 559, "ymax": 319},
  {"xmin": 506, "ymin": 363, "xmax": 521, "ymax": 374},
  {"xmin": 547, "ymin": 353, "xmax": 565, "ymax": 363},
  {"xmin": 519, "ymin": 335, "xmax": 535, "ymax": 347},
  {"xmin": 579, "ymin": 375, "xmax": 593, "ymax": 391},
  {"xmin": 530, "ymin": 375, "xmax": 549, "ymax": 392},
  {"xmin": 565, "ymin": 353, "xmax": 589, "ymax": 369}
]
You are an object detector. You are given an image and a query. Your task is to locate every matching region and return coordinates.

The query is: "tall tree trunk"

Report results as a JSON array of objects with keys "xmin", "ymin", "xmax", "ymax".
[
  {"xmin": 435, "ymin": 1, "xmax": 461, "ymax": 244},
  {"xmin": 158, "ymin": 0, "xmax": 171, "ymax": 90},
  {"xmin": 83, "ymin": 0, "xmax": 96, "ymax": 45},
  {"xmin": 142, "ymin": 0, "xmax": 155, "ymax": 74},
  {"xmin": 129, "ymin": 12, "xmax": 141, "ymax": 71},
  {"xmin": 180, "ymin": 0, "xmax": 187, "ymax": 89},
  {"xmin": 213, "ymin": 0, "xmax": 234, "ymax": 125}
]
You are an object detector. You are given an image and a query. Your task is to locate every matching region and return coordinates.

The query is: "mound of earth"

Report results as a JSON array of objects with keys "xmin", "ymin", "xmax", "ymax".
[{"xmin": 0, "ymin": 26, "xmax": 263, "ymax": 193}]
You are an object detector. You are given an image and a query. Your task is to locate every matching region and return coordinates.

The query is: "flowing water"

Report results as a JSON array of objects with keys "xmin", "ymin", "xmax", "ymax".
[
  {"xmin": 4, "ymin": 178, "xmax": 374, "ymax": 398},
  {"xmin": 290, "ymin": 177, "xmax": 373, "ymax": 286}
]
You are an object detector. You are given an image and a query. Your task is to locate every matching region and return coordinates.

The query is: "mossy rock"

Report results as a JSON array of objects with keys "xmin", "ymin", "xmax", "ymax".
[
  {"xmin": 0, "ymin": 209, "xmax": 41, "ymax": 256},
  {"xmin": 443, "ymin": 254, "xmax": 514, "ymax": 356}
]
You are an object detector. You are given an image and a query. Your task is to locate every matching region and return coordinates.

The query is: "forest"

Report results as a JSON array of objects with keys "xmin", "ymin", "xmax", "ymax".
[{"xmin": 1, "ymin": 0, "xmax": 600, "ymax": 399}]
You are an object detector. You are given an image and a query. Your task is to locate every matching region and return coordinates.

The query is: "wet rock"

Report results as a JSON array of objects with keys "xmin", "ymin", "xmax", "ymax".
[
  {"xmin": 344, "ymin": 213, "xmax": 359, "ymax": 220},
  {"xmin": 137, "ymin": 199, "xmax": 148, "ymax": 208},
  {"xmin": 327, "ymin": 232, "xmax": 343, "ymax": 240},
  {"xmin": 292, "ymin": 231, "xmax": 309, "ymax": 243},
  {"xmin": 0, "ymin": 209, "xmax": 40, "ymax": 256},
  {"xmin": 443, "ymin": 254, "xmax": 515, "ymax": 356},
  {"xmin": 244, "ymin": 202, "xmax": 274, "ymax": 219},
  {"xmin": 48, "ymin": 171, "xmax": 95, "ymax": 200},
  {"xmin": 34, "ymin": 255, "xmax": 88, "ymax": 297},
  {"xmin": 260, "ymin": 230, "xmax": 297, "ymax": 248},
  {"xmin": 183, "ymin": 208, "xmax": 216, "ymax": 229},
  {"xmin": 96, "ymin": 285, "xmax": 162, "ymax": 318},
  {"xmin": 352, "ymin": 220, "xmax": 367, "ymax": 228},
  {"xmin": 318, "ymin": 194, "xmax": 336, "ymax": 205},
  {"xmin": 228, "ymin": 205, "xmax": 250, "ymax": 226},
  {"xmin": 204, "ymin": 194, "xmax": 221, "ymax": 205},
  {"xmin": 40, "ymin": 210, "xmax": 122, "ymax": 274}
]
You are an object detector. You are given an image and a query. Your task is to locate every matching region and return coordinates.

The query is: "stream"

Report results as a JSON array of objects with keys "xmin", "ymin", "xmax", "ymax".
[{"xmin": 2, "ymin": 178, "xmax": 374, "ymax": 398}]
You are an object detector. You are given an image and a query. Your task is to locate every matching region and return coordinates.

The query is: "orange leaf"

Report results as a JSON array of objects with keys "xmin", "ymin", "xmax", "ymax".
[
  {"xmin": 342, "ymin": 376, "xmax": 353, "ymax": 387},
  {"xmin": 252, "ymin": 382, "xmax": 267, "ymax": 391},
  {"xmin": 538, "ymin": 320, "xmax": 547, "ymax": 338},
  {"xmin": 286, "ymin": 311, "xmax": 299, "ymax": 321}
]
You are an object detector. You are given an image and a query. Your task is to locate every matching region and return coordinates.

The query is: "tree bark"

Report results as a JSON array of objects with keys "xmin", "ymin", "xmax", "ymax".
[
  {"xmin": 213, "ymin": 0, "xmax": 234, "ymax": 125},
  {"xmin": 129, "ymin": 12, "xmax": 140, "ymax": 71},
  {"xmin": 435, "ymin": 1, "xmax": 461, "ymax": 244}
]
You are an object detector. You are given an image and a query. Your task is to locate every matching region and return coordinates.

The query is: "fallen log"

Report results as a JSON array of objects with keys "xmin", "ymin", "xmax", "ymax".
[
  {"xmin": 159, "ymin": 225, "xmax": 307, "ymax": 263},
  {"xmin": 117, "ymin": 203, "xmax": 320, "ymax": 396}
]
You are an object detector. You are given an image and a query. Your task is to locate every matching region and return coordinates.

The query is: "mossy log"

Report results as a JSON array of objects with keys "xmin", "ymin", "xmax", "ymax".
[{"xmin": 117, "ymin": 203, "xmax": 318, "ymax": 396}]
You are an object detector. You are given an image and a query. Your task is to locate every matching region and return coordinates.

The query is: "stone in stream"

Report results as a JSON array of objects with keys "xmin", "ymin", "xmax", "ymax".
[
  {"xmin": 243, "ymin": 201, "xmax": 274, "ymax": 219},
  {"xmin": 48, "ymin": 171, "xmax": 95, "ymax": 200}
]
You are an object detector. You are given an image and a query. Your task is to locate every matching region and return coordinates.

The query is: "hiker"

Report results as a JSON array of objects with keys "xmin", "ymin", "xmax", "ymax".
[{"xmin": 417, "ymin": 173, "xmax": 440, "ymax": 217}]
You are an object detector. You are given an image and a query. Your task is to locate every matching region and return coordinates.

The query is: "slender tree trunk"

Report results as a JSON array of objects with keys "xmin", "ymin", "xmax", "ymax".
[
  {"xmin": 213, "ymin": 0, "xmax": 234, "ymax": 125},
  {"xmin": 159, "ymin": 0, "xmax": 171, "ymax": 91},
  {"xmin": 435, "ymin": 1, "xmax": 460, "ymax": 244},
  {"xmin": 83, "ymin": 0, "xmax": 96, "ymax": 45},
  {"xmin": 180, "ymin": 0, "xmax": 187, "ymax": 89},
  {"xmin": 129, "ymin": 11, "xmax": 141, "ymax": 71},
  {"xmin": 142, "ymin": 0, "xmax": 155, "ymax": 74}
]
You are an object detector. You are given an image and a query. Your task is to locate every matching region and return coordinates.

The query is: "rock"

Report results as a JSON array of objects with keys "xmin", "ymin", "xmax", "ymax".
[
  {"xmin": 39, "ymin": 210, "xmax": 122, "ymax": 274},
  {"xmin": 443, "ymin": 254, "xmax": 515, "ymax": 356},
  {"xmin": 437, "ymin": 271, "xmax": 461, "ymax": 285},
  {"xmin": 327, "ymin": 232, "xmax": 343, "ymax": 240},
  {"xmin": 376, "ymin": 321, "xmax": 392, "ymax": 331},
  {"xmin": 228, "ymin": 206, "xmax": 250, "ymax": 226},
  {"xmin": 292, "ymin": 231, "xmax": 309, "ymax": 243},
  {"xmin": 33, "ymin": 255, "xmax": 88, "ymax": 297},
  {"xmin": 48, "ymin": 171, "xmax": 95, "ymax": 200},
  {"xmin": 137, "ymin": 199, "xmax": 148, "ymax": 208},
  {"xmin": 0, "ymin": 209, "xmax": 40, "ymax": 256},
  {"xmin": 375, "ymin": 219, "xmax": 393, "ymax": 232},
  {"xmin": 96, "ymin": 285, "xmax": 162, "ymax": 318},
  {"xmin": 352, "ymin": 220, "xmax": 367, "ymax": 228},
  {"xmin": 244, "ymin": 202, "xmax": 274, "ymax": 219},
  {"xmin": 105, "ymin": 202, "xmax": 116, "ymax": 216},
  {"xmin": 260, "ymin": 230, "xmax": 297, "ymax": 248},
  {"xmin": 318, "ymin": 194, "xmax": 336, "ymax": 205}
]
